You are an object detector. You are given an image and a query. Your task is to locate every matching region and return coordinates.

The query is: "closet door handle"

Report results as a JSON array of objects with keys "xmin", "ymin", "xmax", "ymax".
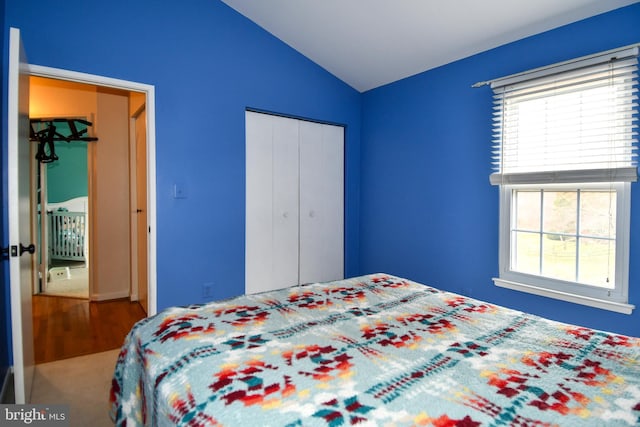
[
  {"xmin": 282, "ymin": 212, "xmax": 289, "ymax": 218},
  {"xmin": 309, "ymin": 210, "xmax": 315, "ymax": 218}
]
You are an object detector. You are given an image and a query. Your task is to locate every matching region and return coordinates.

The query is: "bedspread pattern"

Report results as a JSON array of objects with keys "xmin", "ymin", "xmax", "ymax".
[{"xmin": 110, "ymin": 274, "xmax": 640, "ymax": 426}]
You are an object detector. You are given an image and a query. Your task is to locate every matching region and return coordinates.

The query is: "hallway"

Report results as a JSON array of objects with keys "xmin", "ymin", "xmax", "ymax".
[{"xmin": 32, "ymin": 295, "xmax": 146, "ymax": 363}]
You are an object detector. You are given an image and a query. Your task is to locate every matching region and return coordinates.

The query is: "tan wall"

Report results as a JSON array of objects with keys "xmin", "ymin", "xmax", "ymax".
[
  {"xmin": 93, "ymin": 88, "xmax": 131, "ymax": 299},
  {"xmin": 30, "ymin": 77, "xmax": 132, "ymax": 300},
  {"xmin": 30, "ymin": 77, "xmax": 97, "ymax": 120}
]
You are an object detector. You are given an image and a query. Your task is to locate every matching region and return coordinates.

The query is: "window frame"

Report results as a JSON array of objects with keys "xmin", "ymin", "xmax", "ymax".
[{"xmin": 495, "ymin": 181, "xmax": 633, "ymax": 314}]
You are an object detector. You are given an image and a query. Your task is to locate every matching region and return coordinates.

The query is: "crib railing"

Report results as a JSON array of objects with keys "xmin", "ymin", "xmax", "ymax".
[{"xmin": 49, "ymin": 211, "xmax": 86, "ymax": 261}]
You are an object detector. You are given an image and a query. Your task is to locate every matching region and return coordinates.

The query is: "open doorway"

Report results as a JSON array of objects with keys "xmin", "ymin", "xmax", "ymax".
[
  {"xmin": 30, "ymin": 80, "xmax": 94, "ymax": 300},
  {"xmin": 29, "ymin": 73, "xmax": 154, "ymax": 363}
]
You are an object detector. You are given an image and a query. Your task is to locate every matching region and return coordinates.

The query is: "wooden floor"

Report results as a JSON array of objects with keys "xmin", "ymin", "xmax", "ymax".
[{"xmin": 32, "ymin": 295, "xmax": 147, "ymax": 364}]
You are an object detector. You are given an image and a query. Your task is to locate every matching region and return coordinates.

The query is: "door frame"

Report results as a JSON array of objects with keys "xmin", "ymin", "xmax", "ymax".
[
  {"xmin": 129, "ymin": 103, "xmax": 147, "ymax": 307},
  {"xmin": 37, "ymin": 160, "xmax": 47, "ymax": 295},
  {"xmin": 28, "ymin": 64, "xmax": 158, "ymax": 316}
]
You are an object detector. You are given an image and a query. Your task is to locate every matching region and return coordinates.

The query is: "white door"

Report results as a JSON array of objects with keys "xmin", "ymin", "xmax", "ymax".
[
  {"xmin": 246, "ymin": 111, "xmax": 344, "ymax": 294},
  {"xmin": 7, "ymin": 27, "xmax": 35, "ymax": 404},
  {"xmin": 299, "ymin": 121, "xmax": 344, "ymax": 284},
  {"xmin": 130, "ymin": 106, "xmax": 148, "ymax": 313},
  {"xmin": 270, "ymin": 115, "xmax": 300, "ymax": 289},
  {"xmin": 246, "ymin": 111, "xmax": 299, "ymax": 294}
]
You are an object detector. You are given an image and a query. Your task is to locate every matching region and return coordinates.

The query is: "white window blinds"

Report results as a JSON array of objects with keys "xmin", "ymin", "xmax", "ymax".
[{"xmin": 489, "ymin": 45, "xmax": 639, "ymax": 185}]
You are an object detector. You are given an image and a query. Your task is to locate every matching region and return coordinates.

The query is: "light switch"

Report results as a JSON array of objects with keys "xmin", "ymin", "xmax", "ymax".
[{"xmin": 173, "ymin": 183, "xmax": 187, "ymax": 199}]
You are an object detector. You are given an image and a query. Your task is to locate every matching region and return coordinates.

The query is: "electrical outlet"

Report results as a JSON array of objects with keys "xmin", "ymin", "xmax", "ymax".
[{"xmin": 202, "ymin": 283, "xmax": 214, "ymax": 299}]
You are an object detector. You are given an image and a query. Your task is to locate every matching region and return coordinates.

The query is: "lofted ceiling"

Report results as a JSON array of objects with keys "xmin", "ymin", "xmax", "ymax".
[{"xmin": 222, "ymin": 0, "xmax": 639, "ymax": 92}]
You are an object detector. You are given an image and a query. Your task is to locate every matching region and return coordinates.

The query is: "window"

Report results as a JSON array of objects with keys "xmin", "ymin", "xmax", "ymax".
[{"xmin": 485, "ymin": 45, "xmax": 638, "ymax": 314}]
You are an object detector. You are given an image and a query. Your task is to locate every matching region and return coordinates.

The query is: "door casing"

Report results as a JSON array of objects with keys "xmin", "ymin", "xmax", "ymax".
[
  {"xmin": 27, "ymin": 64, "xmax": 158, "ymax": 316},
  {"xmin": 129, "ymin": 104, "xmax": 148, "ymax": 313}
]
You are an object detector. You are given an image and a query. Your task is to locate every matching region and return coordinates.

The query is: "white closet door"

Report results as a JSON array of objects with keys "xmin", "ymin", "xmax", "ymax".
[
  {"xmin": 271, "ymin": 115, "xmax": 300, "ymax": 288},
  {"xmin": 245, "ymin": 112, "xmax": 299, "ymax": 294},
  {"xmin": 299, "ymin": 120, "xmax": 344, "ymax": 284}
]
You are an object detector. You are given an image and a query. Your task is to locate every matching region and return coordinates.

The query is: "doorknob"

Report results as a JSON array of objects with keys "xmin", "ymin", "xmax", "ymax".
[{"xmin": 19, "ymin": 243, "xmax": 35, "ymax": 256}]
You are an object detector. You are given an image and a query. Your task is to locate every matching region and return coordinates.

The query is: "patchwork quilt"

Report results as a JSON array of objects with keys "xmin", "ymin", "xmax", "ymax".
[{"xmin": 109, "ymin": 274, "xmax": 640, "ymax": 426}]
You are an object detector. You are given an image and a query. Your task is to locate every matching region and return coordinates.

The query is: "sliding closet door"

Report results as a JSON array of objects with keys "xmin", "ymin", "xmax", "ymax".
[
  {"xmin": 299, "ymin": 121, "xmax": 344, "ymax": 284},
  {"xmin": 245, "ymin": 111, "xmax": 299, "ymax": 294}
]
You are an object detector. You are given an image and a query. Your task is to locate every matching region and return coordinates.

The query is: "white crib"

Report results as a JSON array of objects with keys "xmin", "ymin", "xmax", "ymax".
[
  {"xmin": 49, "ymin": 211, "xmax": 86, "ymax": 261},
  {"xmin": 47, "ymin": 197, "xmax": 88, "ymax": 263}
]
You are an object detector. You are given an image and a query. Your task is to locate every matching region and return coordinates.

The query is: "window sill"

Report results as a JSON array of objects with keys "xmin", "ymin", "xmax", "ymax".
[{"xmin": 493, "ymin": 278, "xmax": 635, "ymax": 315}]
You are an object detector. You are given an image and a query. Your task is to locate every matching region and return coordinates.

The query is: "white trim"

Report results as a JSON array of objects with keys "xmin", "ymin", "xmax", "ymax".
[
  {"xmin": 494, "ymin": 278, "xmax": 635, "ymax": 314},
  {"xmin": 497, "ymin": 182, "xmax": 632, "ymax": 312},
  {"xmin": 27, "ymin": 63, "xmax": 158, "ymax": 316},
  {"xmin": 618, "ymin": 182, "xmax": 633, "ymax": 307},
  {"xmin": 490, "ymin": 167, "xmax": 638, "ymax": 186},
  {"xmin": 30, "ymin": 64, "xmax": 149, "ymax": 93}
]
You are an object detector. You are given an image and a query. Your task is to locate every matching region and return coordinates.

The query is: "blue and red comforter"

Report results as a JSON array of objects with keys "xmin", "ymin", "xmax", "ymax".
[{"xmin": 110, "ymin": 274, "xmax": 640, "ymax": 426}]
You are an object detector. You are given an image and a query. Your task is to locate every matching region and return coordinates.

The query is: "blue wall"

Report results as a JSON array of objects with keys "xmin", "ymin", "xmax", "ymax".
[
  {"xmin": 4, "ymin": 0, "xmax": 362, "ymax": 310},
  {"xmin": 360, "ymin": 3, "xmax": 640, "ymax": 337},
  {"xmin": 3, "ymin": 1, "xmax": 639, "ymax": 374}
]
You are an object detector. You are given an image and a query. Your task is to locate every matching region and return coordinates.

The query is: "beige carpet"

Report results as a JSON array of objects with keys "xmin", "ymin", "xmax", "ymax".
[
  {"xmin": 31, "ymin": 349, "xmax": 119, "ymax": 426},
  {"xmin": 44, "ymin": 267, "xmax": 89, "ymax": 299}
]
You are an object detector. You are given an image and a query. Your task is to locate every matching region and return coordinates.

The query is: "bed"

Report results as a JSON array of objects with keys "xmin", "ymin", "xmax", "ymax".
[{"xmin": 109, "ymin": 273, "xmax": 640, "ymax": 426}]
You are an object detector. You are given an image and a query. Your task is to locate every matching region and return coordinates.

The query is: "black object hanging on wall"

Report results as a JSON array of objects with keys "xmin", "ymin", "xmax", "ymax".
[{"xmin": 30, "ymin": 118, "xmax": 98, "ymax": 163}]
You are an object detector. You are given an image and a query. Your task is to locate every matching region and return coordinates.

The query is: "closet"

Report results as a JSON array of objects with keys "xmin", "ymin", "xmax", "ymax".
[{"xmin": 245, "ymin": 110, "xmax": 344, "ymax": 294}]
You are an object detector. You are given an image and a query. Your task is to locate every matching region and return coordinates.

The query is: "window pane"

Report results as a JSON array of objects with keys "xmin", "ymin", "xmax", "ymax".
[
  {"xmin": 580, "ymin": 191, "xmax": 616, "ymax": 238},
  {"xmin": 543, "ymin": 191, "xmax": 577, "ymax": 235},
  {"xmin": 542, "ymin": 233, "xmax": 576, "ymax": 282},
  {"xmin": 578, "ymin": 238, "xmax": 615, "ymax": 289},
  {"xmin": 512, "ymin": 231, "xmax": 539, "ymax": 275},
  {"xmin": 514, "ymin": 190, "xmax": 540, "ymax": 230}
]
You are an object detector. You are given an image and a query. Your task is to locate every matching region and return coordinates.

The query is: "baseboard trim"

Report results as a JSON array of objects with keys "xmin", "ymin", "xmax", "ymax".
[{"xmin": 90, "ymin": 290, "xmax": 130, "ymax": 301}]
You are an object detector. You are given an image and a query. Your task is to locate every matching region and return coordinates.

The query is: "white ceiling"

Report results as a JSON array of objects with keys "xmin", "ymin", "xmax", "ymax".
[{"xmin": 222, "ymin": 0, "xmax": 639, "ymax": 92}]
